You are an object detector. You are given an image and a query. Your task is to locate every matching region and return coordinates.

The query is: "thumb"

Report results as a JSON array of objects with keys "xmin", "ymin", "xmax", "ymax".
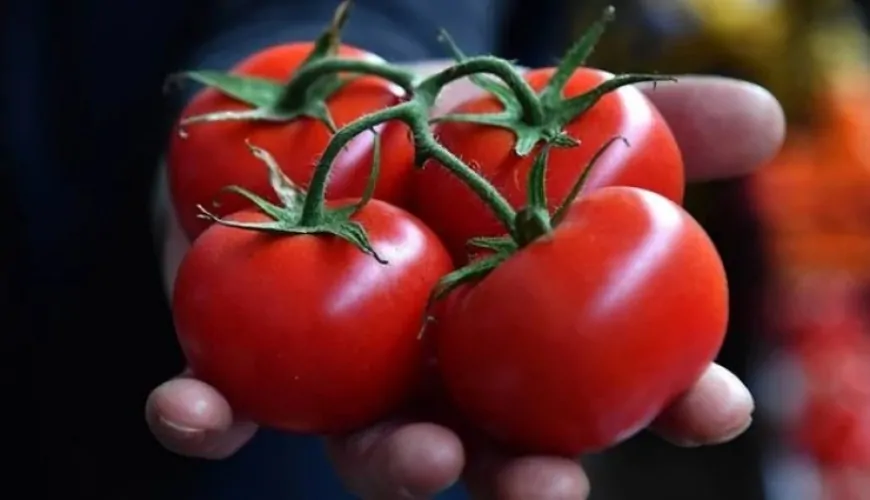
[{"xmin": 146, "ymin": 374, "xmax": 258, "ymax": 459}]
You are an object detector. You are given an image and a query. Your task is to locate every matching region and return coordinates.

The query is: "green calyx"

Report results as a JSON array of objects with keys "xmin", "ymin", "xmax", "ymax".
[
  {"xmin": 433, "ymin": 6, "xmax": 675, "ymax": 156},
  {"xmin": 421, "ymin": 7, "xmax": 677, "ymax": 299},
  {"xmin": 168, "ymin": 0, "xmax": 393, "ymax": 134},
  {"xmin": 199, "ymin": 139, "xmax": 388, "ymax": 264},
  {"xmin": 432, "ymin": 135, "xmax": 629, "ymax": 299}
]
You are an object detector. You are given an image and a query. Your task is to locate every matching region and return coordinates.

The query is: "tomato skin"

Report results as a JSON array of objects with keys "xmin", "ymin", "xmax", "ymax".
[
  {"xmin": 172, "ymin": 201, "xmax": 453, "ymax": 434},
  {"xmin": 168, "ymin": 43, "xmax": 414, "ymax": 240},
  {"xmin": 413, "ymin": 68, "xmax": 683, "ymax": 262},
  {"xmin": 435, "ymin": 187, "xmax": 727, "ymax": 455}
]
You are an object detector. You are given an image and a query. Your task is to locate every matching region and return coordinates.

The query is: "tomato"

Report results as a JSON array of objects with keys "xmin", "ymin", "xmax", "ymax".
[
  {"xmin": 413, "ymin": 68, "xmax": 684, "ymax": 262},
  {"xmin": 168, "ymin": 43, "xmax": 414, "ymax": 240},
  {"xmin": 409, "ymin": 294, "xmax": 474, "ymax": 432},
  {"xmin": 434, "ymin": 187, "xmax": 727, "ymax": 455},
  {"xmin": 172, "ymin": 201, "xmax": 452, "ymax": 434}
]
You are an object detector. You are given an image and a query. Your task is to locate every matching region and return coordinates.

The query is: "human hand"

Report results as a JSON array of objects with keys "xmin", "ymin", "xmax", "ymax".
[{"xmin": 147, "ymin": 62, "xmax": 785, "ymax": 498}]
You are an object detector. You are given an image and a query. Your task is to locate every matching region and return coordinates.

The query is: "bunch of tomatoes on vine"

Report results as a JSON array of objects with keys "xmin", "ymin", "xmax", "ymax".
[{"xmin": 167, "ymin": 0, "xmax": 729, "ymax": 456}]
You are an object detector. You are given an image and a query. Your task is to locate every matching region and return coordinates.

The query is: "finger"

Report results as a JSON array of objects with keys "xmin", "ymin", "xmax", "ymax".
[
  {"xmin": 651, "ymin": 363, "xmax": 755, "ymax": 447},
  {"xmin": 325, "ymin": 421, "xmax": 464, "ymax": 499},
  {"xmin": 145, "ymin": 375, "xmax": 258, "ymax": 459},
  {"xmin": 639, "ymin": 76, "xmax": 786, "ymax": 181},
  {"xmin": 464, "ymin": 447, "xmax": 590, "ymax": 500}
]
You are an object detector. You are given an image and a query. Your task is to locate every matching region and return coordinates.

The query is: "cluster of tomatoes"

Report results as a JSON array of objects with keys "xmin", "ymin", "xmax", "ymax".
[{"xmin": 166, "ymin": 2, "xmax": 730, "ymax": 456}]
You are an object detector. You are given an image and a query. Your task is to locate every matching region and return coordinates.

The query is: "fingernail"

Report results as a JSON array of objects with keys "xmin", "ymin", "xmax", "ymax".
[
  {"xmin": 394, "ymin": 487, "xmax": 423, "ymax": 500},
  {"xmin": 664, "ymin": 436, "xmax": 703, "ymax": 448},
  {"xmin": 670, "ymin": 416, "xmax": 755, "ymax": 448},
  {"xmin": 721, "ymin": 366, "xmax": 756, "ymax": 414},
  {"xmin": 158, "ymin": 416, "xmax": 206, "ymax": 441},
  {"xmin": 710, "ymin": 417, "xmax": 754, "ymax": 445}
]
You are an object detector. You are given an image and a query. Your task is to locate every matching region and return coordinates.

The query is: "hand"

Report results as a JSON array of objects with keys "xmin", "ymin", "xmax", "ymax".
[{"xmin": 147, "ymin": 63, "xmax": 785, "ymax": 498}]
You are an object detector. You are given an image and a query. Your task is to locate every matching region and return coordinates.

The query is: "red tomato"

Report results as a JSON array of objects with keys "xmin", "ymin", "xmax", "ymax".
[
  {"xmin": 409, "ymin": 293, "xmax": 475, "ymax": 432},
  {"xmin": 413, "ymin": 68, "xmax": 684, "ymax": 262},
  {"xmin": 434, "ymin": 187, "xmax": 727, "ymax": 455},
  {"xmin": 172, "ymin": 201, "xmax": 452, "ymax": 434},
  {"xmin": 168, "ymin": 43, "xmax": 414, "ymax": 240}
]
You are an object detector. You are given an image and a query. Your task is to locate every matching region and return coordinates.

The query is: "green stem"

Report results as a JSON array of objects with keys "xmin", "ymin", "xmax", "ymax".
[
  {"xmin": 278, "ymin": 58, "xmax": 417, "ymax": 108},
  {"xmin": 323, "ymin": 0, "xmax": 352, "ymax": 52},
  {"xmin": 415, "ymin": 132, "xmax": 517, "ymax": 236},
  {"xmin": 514, "ymin": 208, "xmax": 552, "ymax": 247},
  {"xmin": 416, "ymin": 56, "xmax": 545, "ymax": 126},
  {"xmin": 540, "ymin": 6, "xmax": 615, "ymax": 106},
  {"xmin": 299, "ymin": 102, "xmax": 415, "ymax": 224},
  {"xmin": 299, "ymin": 96, "xmax": 518, "ymax": 235}
]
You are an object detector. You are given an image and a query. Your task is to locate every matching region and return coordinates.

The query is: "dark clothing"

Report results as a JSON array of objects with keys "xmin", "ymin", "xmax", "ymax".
[{"xmin": 2, "ymin": 0, "xmax": 566, "ymax": 497}]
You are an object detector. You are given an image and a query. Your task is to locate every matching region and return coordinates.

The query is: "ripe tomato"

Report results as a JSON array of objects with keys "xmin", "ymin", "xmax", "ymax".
[
  {"xmin": 434, "ymin": 187, "xmax": 727, "ymax": 455},
  {"xmin": 172, "ymin": 201, "xmax": 452, "ymax": 434},
  {"xmin": 168, "ymin": 43, "xmax": 414, "ymax": 240},
  {"xmin": 413, "ymin": 68, "xmax": 683, "ymax": 262}
]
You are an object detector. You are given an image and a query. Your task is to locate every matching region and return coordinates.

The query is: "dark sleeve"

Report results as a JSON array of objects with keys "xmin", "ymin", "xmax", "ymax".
[{"xmin": 187, "ymin": 0, "xmax": 510, "ymax": 73}]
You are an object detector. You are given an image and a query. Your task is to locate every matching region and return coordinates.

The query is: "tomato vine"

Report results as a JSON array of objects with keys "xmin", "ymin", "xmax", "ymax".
[{"xmin": 174, "ymin": 0, "xmax": 676, "ymax": 291}]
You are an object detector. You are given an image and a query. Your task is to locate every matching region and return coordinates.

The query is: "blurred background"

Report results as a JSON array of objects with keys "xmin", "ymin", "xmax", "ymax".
[
  {"xmin": 548, "ymin": 0, "xmax": 870, "ymax": 498},
  {"xmin": 23, "ymin": 0, "xmax": 870, "ymax": 498}
]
